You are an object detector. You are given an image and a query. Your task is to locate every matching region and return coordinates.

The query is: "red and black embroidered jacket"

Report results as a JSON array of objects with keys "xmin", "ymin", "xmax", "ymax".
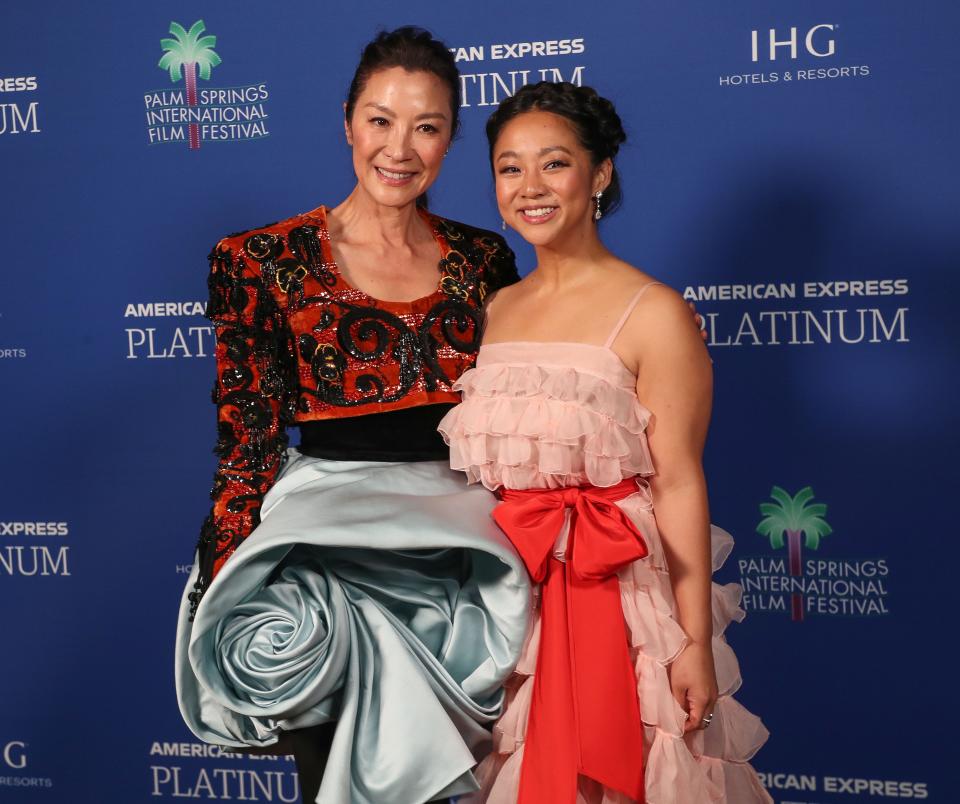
[{"xmin": 190, "ymin": 206, "xmax": 518, "ymax": 612}]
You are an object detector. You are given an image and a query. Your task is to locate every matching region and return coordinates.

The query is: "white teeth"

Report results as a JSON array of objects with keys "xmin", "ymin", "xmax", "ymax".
[
  {"xmin": 378, "ymin": 168, "xmax": 413, "ymax": 180},
  {"xmin": 524, "ymin": 207, "xmax": 556, "ymax": 218}
]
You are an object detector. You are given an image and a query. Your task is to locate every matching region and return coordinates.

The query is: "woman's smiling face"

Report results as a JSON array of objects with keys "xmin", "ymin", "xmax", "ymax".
[
  {"xmin": 345, "ymin": 66, "xmax": 453, "ymax": 209},
  {"xmin": 492, "ymin": 109, "xmax": 609, "ymax": 247}
]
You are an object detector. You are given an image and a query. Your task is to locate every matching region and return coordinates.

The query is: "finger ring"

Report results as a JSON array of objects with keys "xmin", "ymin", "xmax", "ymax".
[{"xmin": 701, "ymin": 713, "xmax": 714, "ymax": 727}]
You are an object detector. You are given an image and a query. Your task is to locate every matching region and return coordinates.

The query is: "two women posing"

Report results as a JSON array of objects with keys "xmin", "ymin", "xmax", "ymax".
[{"xmin": 176, "ymin": 27, "xmax": 769, "ymax": 804}]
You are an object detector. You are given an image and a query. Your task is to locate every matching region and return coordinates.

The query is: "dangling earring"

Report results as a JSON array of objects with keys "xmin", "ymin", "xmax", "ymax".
[
  {"xmin": 502, "ymin": 219, "xmax": 507, "ymax": 231},
  {"xmin": 594, "ymin": 191, "xmax": 603, "ymax": 221}
]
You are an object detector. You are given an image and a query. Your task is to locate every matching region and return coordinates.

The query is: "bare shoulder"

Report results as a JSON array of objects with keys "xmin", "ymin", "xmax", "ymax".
[
  {"xmin": 603, "ymin": 260, "xmax": 683, "ymax": 319},
  {"xmin": 480, "ymin": 277, "xmax": 525, "ymax": 336},
  {"xmin": 483, "ymin": 277, "xmax": 521, "ymax": 315},
  {"xmin": 600, "ymin": 258, "xmax": 658, "ymax": 296},
  {"xmin": 635, "ymin": 281, "xmax": 689, "ymax": 319},
  {"xmin": 615, "ymin": 268, "xmax": 703, "ymax": 350}
]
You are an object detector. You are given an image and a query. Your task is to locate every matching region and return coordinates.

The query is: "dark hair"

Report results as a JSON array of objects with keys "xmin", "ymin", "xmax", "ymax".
[
  {"xmin": 345, "ymin": 26, "xmax": 461, "ymax": 138},
  {"xmin": 485, "ymin": 81, "xmax": 626, "ymax": 217}
]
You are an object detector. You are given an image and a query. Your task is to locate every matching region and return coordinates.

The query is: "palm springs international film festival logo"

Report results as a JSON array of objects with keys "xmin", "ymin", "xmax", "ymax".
[
  {"xmin": 145, "ymin": 20, "xmax": 269, "ymax": 148},
  {"xmin": 738, "ymin": 486, "xmax": 889, "ymax": 621}
]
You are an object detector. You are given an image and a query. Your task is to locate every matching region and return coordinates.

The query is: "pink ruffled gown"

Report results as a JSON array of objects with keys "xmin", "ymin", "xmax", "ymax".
[{"xmin": 438, "ymin": 285, "xmax": 772, "ymax": 804}]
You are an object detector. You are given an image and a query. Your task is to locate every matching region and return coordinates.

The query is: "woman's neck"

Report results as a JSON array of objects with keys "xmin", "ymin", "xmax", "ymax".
[
  {"xmin": 330, "ymin": 188, "xmax": 424, "ymax": 249},
  {"xmin": 530, "ymin": 224, "xmax": 612, "ymax": 289}
]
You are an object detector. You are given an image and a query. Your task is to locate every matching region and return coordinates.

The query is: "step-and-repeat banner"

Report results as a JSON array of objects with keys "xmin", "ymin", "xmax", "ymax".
[{"xmin": 2, "ymin": 1, "xmax": 955, "ymax": 801}]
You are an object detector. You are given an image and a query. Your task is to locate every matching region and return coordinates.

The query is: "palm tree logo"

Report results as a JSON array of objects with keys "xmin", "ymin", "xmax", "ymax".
[
  {"xmin": 158, "ymin": 20, "xmax": 221, "ymax": 150},
  {"xmin": 757, "ymin": 486, "xmax": 832, "ymax": 621}
]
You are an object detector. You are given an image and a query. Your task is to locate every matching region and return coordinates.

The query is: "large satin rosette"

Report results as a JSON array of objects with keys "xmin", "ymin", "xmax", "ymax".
[{"xmin": 176, "ymin": 453, "xmax": 531, "ymax": 804}]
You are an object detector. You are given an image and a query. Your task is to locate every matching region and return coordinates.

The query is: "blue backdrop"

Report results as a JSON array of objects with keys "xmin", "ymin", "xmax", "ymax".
[{"xmin": 2, "ymin": 1, "xmax": 956, "ymax": 801}]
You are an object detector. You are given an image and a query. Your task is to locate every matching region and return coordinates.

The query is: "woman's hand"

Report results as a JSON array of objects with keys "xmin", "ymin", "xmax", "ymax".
[
  {"xmin": 687, "ymin": 301, "xmax": 708, "ymax": 341},
  {"xmin": 670, "ymin": 641, "xmax": 719, "ymax": 733}
]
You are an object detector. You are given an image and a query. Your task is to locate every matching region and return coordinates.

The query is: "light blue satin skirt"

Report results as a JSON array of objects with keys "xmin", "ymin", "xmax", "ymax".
[{"xmin": 175, "ymin": 452, "xmax": 531, "ymax": 804}]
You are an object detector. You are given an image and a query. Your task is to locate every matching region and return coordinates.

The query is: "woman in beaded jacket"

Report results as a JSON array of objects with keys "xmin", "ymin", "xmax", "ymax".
[{"xmin": 175, "ymin": 28, "xmax": 530, "ymax": 804}]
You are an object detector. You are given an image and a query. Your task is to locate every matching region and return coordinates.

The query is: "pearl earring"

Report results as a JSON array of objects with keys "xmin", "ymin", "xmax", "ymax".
[
  {"xmin": 502, "ymin": 219, "xmax": 507, "ymax": 231},
  {"xmin": 594, "ymin": 191, "xmax": 603, "ymax": 221}
]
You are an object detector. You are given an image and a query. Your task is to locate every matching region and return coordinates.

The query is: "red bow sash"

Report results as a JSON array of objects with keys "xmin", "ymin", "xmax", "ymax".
[{"xmin": 494, "ymin": 478, "xmax": 648, "ymax": 803}]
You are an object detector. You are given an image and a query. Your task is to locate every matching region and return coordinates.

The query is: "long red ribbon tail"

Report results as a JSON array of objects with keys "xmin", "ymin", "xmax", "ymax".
[
  {"xmin": 517, "ymin": 556, "xmax": 579, "ymax": 803},
  {"xmin": 569, "ymin": 561, "xmax": 645, "ymax": 798}
]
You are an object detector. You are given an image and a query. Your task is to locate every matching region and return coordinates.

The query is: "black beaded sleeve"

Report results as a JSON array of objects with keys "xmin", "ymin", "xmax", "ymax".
[
  {"xmin": 188, "ymin": 241, "xmax": 296, "ymax": 616},
  {"xmin": 483, "ymin": 232, "xmax": 521, "ymax": 294}
]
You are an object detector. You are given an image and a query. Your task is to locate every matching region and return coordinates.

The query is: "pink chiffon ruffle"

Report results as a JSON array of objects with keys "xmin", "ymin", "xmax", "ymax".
[{"xmin": 440, "ymin": 356, "xmax": 654, "ymax": 491}]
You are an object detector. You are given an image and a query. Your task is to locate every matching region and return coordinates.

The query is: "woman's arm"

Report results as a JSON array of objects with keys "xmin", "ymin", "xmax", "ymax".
[
  {"xmin": 190, "ymin": 240, "xmax": 294, "ymax": 615},
  {"xmin": 632, "ymin": 285, "xmax": 717, "ymax": 732}
]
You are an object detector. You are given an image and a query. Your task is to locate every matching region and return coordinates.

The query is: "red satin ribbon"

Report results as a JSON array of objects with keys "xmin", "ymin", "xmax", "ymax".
[{"xmin": 494, "ymin": 478, "xmax": 648, "ymax": 803}]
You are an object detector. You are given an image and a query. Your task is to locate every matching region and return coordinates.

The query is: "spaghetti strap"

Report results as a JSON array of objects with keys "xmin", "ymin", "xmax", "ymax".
[{"xmin": 603, "ymin": 281, "xmax": 663, "ymax": 348}]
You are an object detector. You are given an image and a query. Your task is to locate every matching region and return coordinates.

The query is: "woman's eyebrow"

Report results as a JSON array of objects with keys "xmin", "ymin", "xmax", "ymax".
[
  {"xmin": 362, "ymin": 103, "xmax": 448, "ymax": 121},
  {"xmin": 496, "ymin": 145, "xmax": 573, "ymax": 161}
]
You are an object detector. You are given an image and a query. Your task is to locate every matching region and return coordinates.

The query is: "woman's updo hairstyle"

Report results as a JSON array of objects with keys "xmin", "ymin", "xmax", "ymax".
[
  {"xmin": 345, "ymin": 26, "xmax": 461, "ymax": 139},
  {"xmin": 485, "ymin": 81, "xmax": 626, "ymax": 217}
]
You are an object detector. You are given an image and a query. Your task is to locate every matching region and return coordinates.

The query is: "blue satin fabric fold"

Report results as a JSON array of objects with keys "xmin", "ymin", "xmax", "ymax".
[{"xmin": 176, "ymin": 454, "xmax": 531, "ymax": 804}]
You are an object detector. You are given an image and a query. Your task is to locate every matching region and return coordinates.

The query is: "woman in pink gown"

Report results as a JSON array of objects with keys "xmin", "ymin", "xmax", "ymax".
[{"xmin": 439, "ymin": 82, "xmax": 771, "ymax": 804}]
